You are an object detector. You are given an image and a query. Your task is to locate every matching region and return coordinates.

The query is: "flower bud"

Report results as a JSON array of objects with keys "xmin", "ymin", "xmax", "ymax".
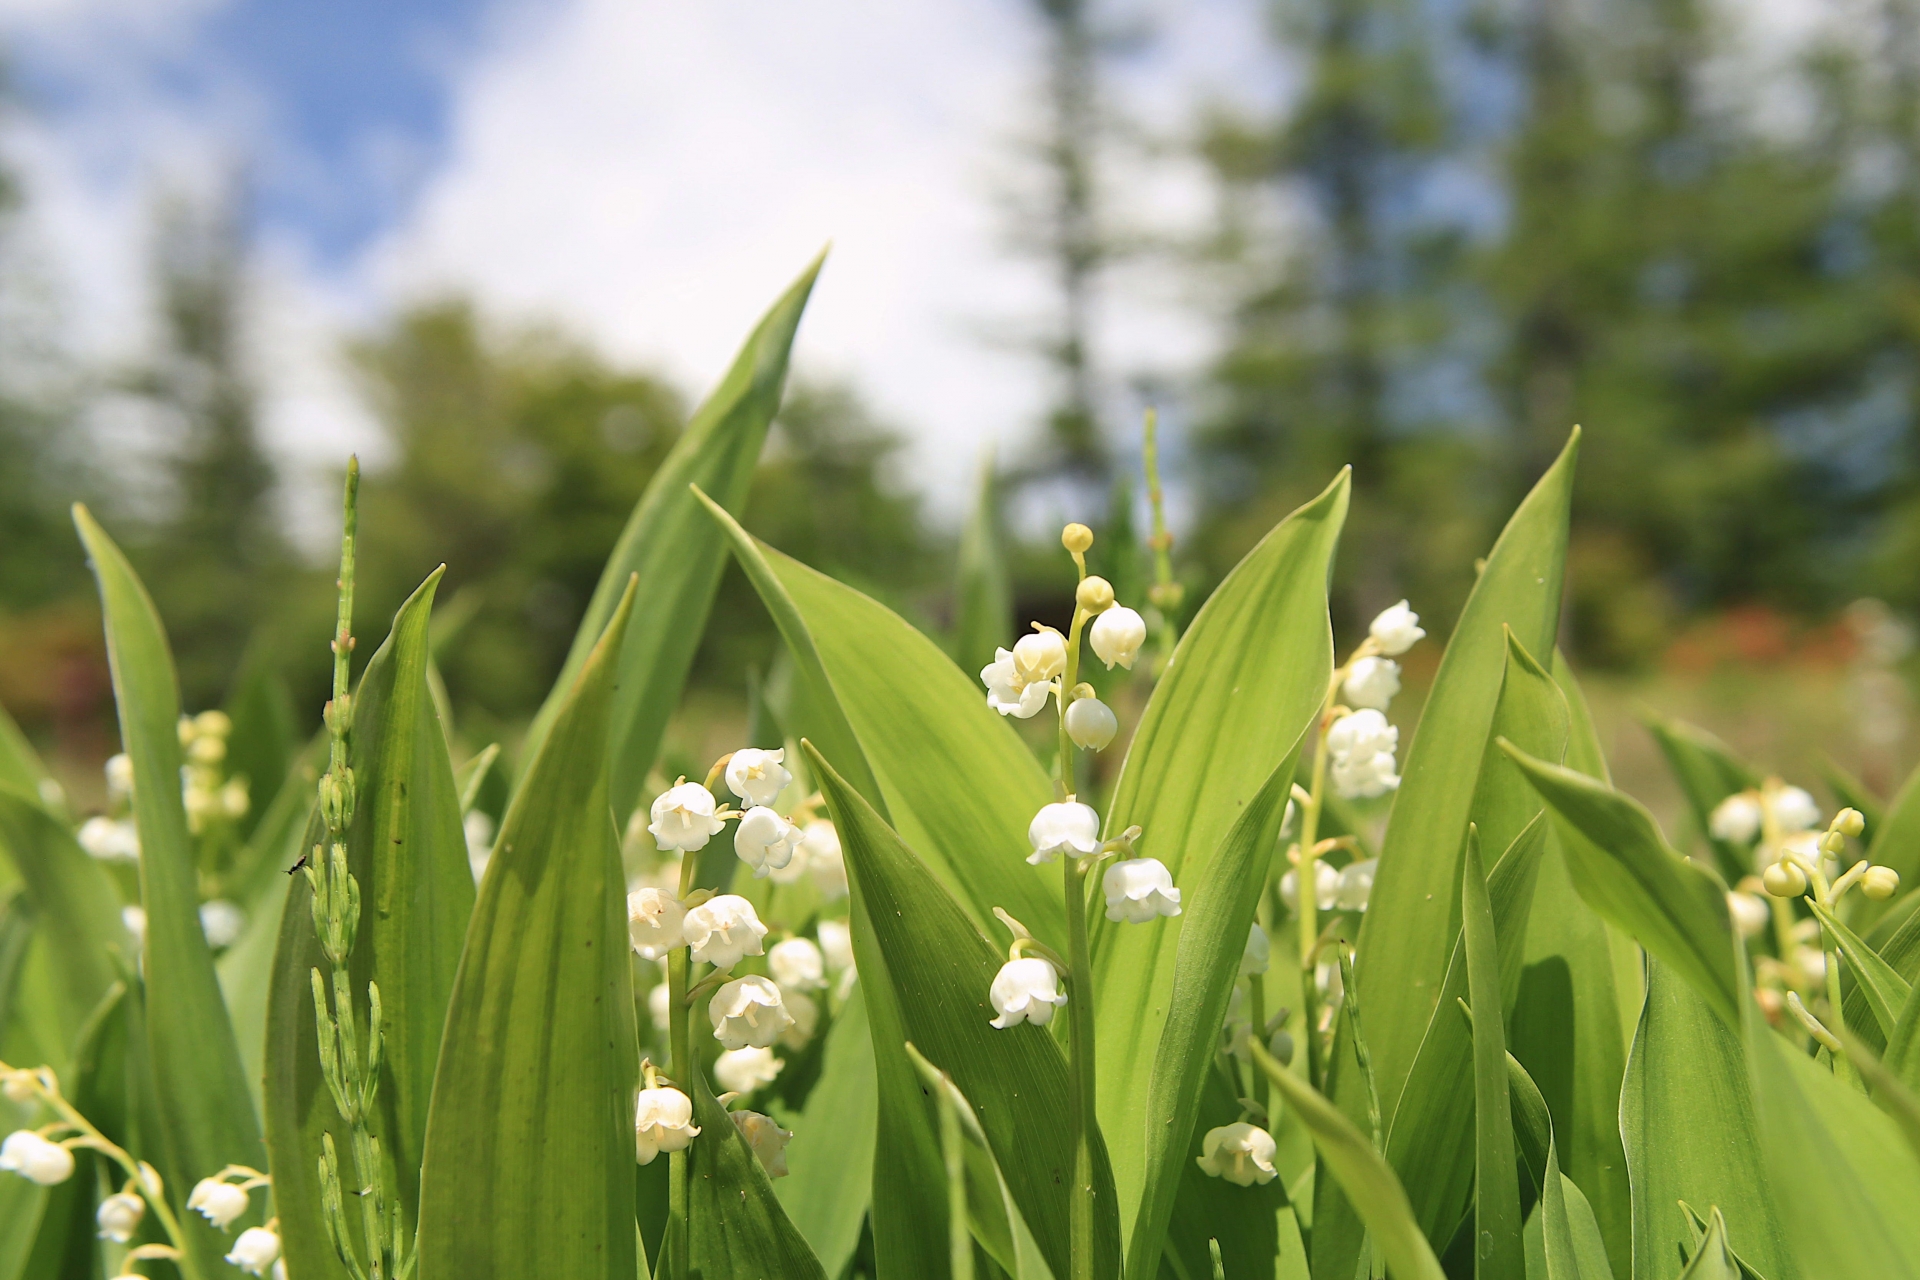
[
  {"xmin": 1065, "ymin": 696, "xmax": 1119, "ymax": 751},
  {"xmin": 1820, "ymin": 830, "xmax": 1846, "ymax": 856},
  {"xmin": 1267, "ymin": 1028, "xmax": 1295, "ymax": 1065},
  {"xmin": 731, "ymin": 1109, "xmax": 794, "ymax": 1178},
  {"xmin": 1061, "ymin": 523, "xmax": 1093, "ymax": 554},
  {"xmin": 199, "ymin": 900, "xmax": 245, "ymax": 949},
  {"xmin": 0, "ymin": 1131, "xmax": 74, "ymax": 1185},
  {"xmin": 988, "ymin": 957, "xmax": 1068, "ymax": 1028},
  {"xmin": 683, "ymin": 895, "xmax": 769, "ymax": 969},
  {"xmin": 725, "ymin": 748, "xmax": 792, "ymax": 809},
  {"xmin": 1726, "ymin": 891, "xmax": 1770, "ymax": 938},
  {"xmin": 1, "ymin": 1070, "xmax": 34, "ymax": 1104},
  {"xmin": 635, "ymin": 1086, "xmax": 699, "ymax": 1164},
  {"xmin": 714, "ymin": 1045, "xmax": 783, "ymax": 1094},
  {"xmin": 105, "ymin": 752, "xmax": 134, "ymax": 801},
  {"xmin": 1089, "ymin": 606, "xmax": 1147, "ymax": 671},
  {"xmin": 186, "ymin": 1177, "xmax": 249, "ymax": 1228},
  {"xmin": 1280, "ymin": 862, "xmax": 1338, "ymax": 913},
  {"xmin": 817, "ymin": 919, "xmax": 855, "ymax": 972},
  {"xmin": 1762, "ymin": 859, "xmax": 1808, "ymax": 898},
  {"xmin": 1863, "ymin": 866, "xmax": 1902, "ymax": 900},
  {"xmin": 1102, "ymin": 858, "xmax": 1183, "ymax": 924},
  {"xmin": 648, "ymin": 982, "xmax": 671, "ymax": 1034},
  {"xmin": 1195, "ymin": 1123, "xmax": 1277, "ymax": 1185},
  {"xmin": 1076, "ymin": 575, "xmax": 1115, "ymax": 614},
  {"xmin": 1367, "ymin": 601, "xmax": 1425, "ymax": 656},
  {"xmin": 805, "ymin": 823, "xmax": 848, "ymax": 900},
  {"xmin": 96, "ymin": 1190, "xmax": 145, "ymax": 1242},
  {"xmin": 709, "ymin": 975, "xmax": 794, "ymax": 1050},
  {"xmin": 226, "ymin": 1226, "xmax": 282, "ymax": 1276},
  {"xmin": 1835, "ymin": 808, "xmax": 1867, "ymax": 838},
  {"xmin": 1334, "ymin": 858, "xmax": 1378, "ymax": 912},
  {"xmin": 627, "ymin": 888, "xmax": 687, "ymax": 960},
  {"xmin": 781, "ymin": 989, "xmax": 819, "ymax": 1048}
]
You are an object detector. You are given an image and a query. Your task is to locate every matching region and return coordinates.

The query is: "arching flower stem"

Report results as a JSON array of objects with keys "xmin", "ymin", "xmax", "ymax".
[{"xmin": 1062, "ymin": 853, "xmax": 1097, "ymax": 1280}]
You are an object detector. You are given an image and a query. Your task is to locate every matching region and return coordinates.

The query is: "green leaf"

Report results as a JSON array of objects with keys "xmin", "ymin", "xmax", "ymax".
[
  {"xmin": 1161, "ymin": 1067, "xmax": 1301, "ymax": 1279},
  {"xmin": 1859, "ymin": 757, "xmax": 1920, "ymax": 930},
  {"xmin": 1885, "ymin": 971, "xmax": 1920, "ymax": 1095},
  {"xmin": 1833, "ymin": 1026, "xmax": 1920, "ymax": 1166},
  {"xmin": 1852, "ymin": 901, "xmax": 1920, "ymax": 1049},
  {"xmin": 1642, "ymin": 714, "xmax": 1757, "ymax": 877},
  {"xmin": 1250, "ymin": 1041, "xmax": 1447, "ymax": 1280},
  {"xmin": 1353, "ymin": 431, "xmax": 1577, "ymax": 1123},
  {"xmin": 1676, "ymin": 1210, "xmax": 1740, "ymax": 1280},
  {"xmin": 0, "ymin": 789, "xmax": 127, "ymax": 1032},
  {"xmin": 1464, "ymin": 828, "xmax": 1525, "ymax": 1280},
  {"xmin": 266, "ymin": 570, "xmax": 478, "ymax": 1278},
  {"xmin": 72, "ymin": 504, "xmax": 266, "ymax": 1274},
  {"xmin": 1125, "ymin": 757, "xmax": 1299, "ymax": 1279},
  {"xmin": 674, "ymin": 1069, "xmax": 828, "ymax": 1279},
  {"xmin": 1621, "ymin": 964, "xmax": 1788, "ymax": 1280},
  {"xmin": 772, "ymin": 986, "xmax": 878, "ymax": 1277},
  {"xmin": 805, "ymin": 739, "xmax": 1122, "ymax": 1280},
  {"xmin": 520, "ymin": 254, "xmax": 822, "ymax": 819},
  {"xmin": 1097, "ymin": 469, "xmax": 1349, "ymax": 1232},
  {"xmin": 0, "ymin": 699, "xmax": 52, "ymax": 809},
  {"xmin": 1503, "ymin": 746, "xmax": 1741, "ymax": 1025},
  {"xmin": 1807, "ymin": 900, "xmax": 1910, "ymax": 1039},
  {"xmin": 413, "ymin": 580, "xmax": 638, "ymax": 1279},
  {"xmin": 952, "ymin": 455, "xmax": 1011, "ymax": 677},
  {"xmin": 699, "ymin": 488, "xmax": 1061, "ymax": 946}
]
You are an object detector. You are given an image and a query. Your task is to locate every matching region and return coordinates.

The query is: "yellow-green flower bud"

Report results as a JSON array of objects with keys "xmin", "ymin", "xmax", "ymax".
[
  {"xmin": 1076, "ymin": 575, "xmax": 1114, "ymax": 614},
  {"xmin": 1762, "ymin": 859, "xmax": 1808, "ymax": 898},
  {"xmin": 1863, "ymin": 866, "xmax": 1901, "ymax": 900},
  {"xmin": 1820, "ymin": 830, "xmax": 1846, "ymax": 856},
  {"xmin": 1061, "ymin": 523, "xmax": 1094, "ymax": 554},
  {"xmin": 1834, "ymin": 808, "xmax": 1866, "ymax": 838}
]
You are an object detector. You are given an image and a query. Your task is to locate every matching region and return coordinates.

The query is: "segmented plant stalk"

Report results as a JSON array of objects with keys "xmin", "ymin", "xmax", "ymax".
[{"xmin": 306, "ymin": 460, "xmax": 412, "ymax": 1280}]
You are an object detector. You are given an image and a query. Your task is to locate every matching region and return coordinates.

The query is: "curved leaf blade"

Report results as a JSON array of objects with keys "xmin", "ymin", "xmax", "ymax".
[
  {"xmin": 678, "ymin": 1070, "xmax": 828, "ymax": 1279},
  {"xmin": 771, "ymin": 987, "xmax": 878, "ymax": 1277},
  {"xmin": 1808, "ymin": 900, "xmax": 1909, "ymax": 1039},
  {"xmin": 1463, "ymin": 829, "xmax": 1524, "ymax": 1280}
]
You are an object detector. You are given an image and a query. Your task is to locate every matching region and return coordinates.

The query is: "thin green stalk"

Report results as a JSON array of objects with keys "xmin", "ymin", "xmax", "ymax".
[
  {"xmin": 1247, "ymin": 972, "xmax": 1268, "ymax": 1119},
  {"xmin": 667, "ymin": 885, "xmax": 693, "ymax": 1278},
  {"xmin": 1297, "ymin": 707, "xmax": 1332, "ymax": 1092},
  {"xmin": 1063, "ymin": 855, "xmax": 1098, "ymax": 1280}
]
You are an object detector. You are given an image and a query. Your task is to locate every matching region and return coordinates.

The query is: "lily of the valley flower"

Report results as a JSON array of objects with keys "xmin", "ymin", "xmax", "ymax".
[
  {"xmin": 709, "ymin": 975, "xmax": 795, "ymax": 1050},
  {"xmin": 735, "ymin": 807, "xmax": 803, "ymax": 878},
  {"xmin": 627, "ymin": 888, "xmax": 687, "ymax": 960},
  {"xmin": 187, "ymin": 1177, "xmax": 250, "ymax": 1228},
  {"xmin": 725, "ymin": 748, "xmax": 792, "ymax": 808},
  {"xmin": 817, "ymin": 919, "xmax": 855, "ymax": 972},
  {"xmin": 1771, "ymin": 785, "xmax": 1821, "ymax": 834},
  {"xmin": 1280, "ymin": 861, "xmax": 1338, "ymax": 912},
  {"xmin": 1196, "ymin": 1122, "xmax": 1278, "ymax": 1185},
  {"xmin": 635, "ymin": 1086, "xmax": 700, "ymax": 1164},
  {"xmin": 1326, "ymin": 709, "xmax": 1401, "ymax": 799},
  {"xmin": 199, "ymin": 899, "xmax": 246, "ymax": 949},
  {"xmin": 1334, "ymin": 858, "xmax": 1378, "ymax": 912},
  {"xmin": 731, "ymin": 1110, "xmax": 794, "ymax": 1179},
  {"xmin": 649, "ymin": 782, "xmax": 727, "ymax": 853},
  {"xmin": 769, "ymin": 937, "xmax": 826, "ymax": 991},
  {"xmin": 804, "ymin": 822, "xmax": 848, "ymax": 899},
  {"xmin": 105, "ymin": 752, "xmax": 134, "ymax": 802},
  {"xmin": 1726, "ymin": 890, "xmax": 1770, "ymax": 938},
  {"xmin": 1064, "ymin": 695, "xmax": 1119, "ymax": 750},
  {"xmin": 1368, "ymin": 601, "xmax": 1425, "ymax": 655},
  {"xmin": 226, "ymin": 1226, "xmax": 282, "ymax": 1276},
  {"xmin": 1709, "ymin": 792, "xmax": 1763, "ymax": 844},
  {"xmin": 649, "ymin": 983, "xmax": 672, "ymax": 1034},
  {"xmin": 715, "ymin": 1044, "xmax": 784, "ymax": 1094},
  {"xmin": 1864, "ymin": 866, "xmax": 1902, "ymax": 900},
  {"xmin": 988, "ymin": 957, "xmax": 1068, "ymax": 1029},
  {"xmin": 77, "ymin": 816, "xmax": 140, "ymax": 863},
  {"xmin": 982, "ymin": 628, "xmax": 1068, "ymax": 719},
  {"xmin": 1089, "ymin": 605, "xmax": 1147, "ymax": 671},
  {"xmin": 781, "ymin": 990, "xmax": 819, "ymax": 1048},
  {"xmin": 0, "ymin": 1131, "xmax": 74, "ymax": 1185},
  {"xmin": 1027, "ymin": 801, "xmax": 1101, "ymax": 865},
  {"xmin": 682, "ymin": 895, "xmax": 769, "ymax": 969},
  {"xmin": 96, "ymin": 1191, "xmax": 144, "ymax": 1242},
  {"xmin": 1102, "ymin": 858, "xmax": 1182, "ymax": 923},
  {"xmin": 1240, "ymin": 922, "xmax": 1270, "ymax": 977},
  {"xmin": 1341, "ymin": 656, "xmax": 1401, "ymax": 712}
]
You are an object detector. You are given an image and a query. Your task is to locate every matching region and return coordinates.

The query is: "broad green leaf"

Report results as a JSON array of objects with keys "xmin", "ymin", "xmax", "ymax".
[
  {"xmin": 1885, "ymin": 973, "xmax": 1920, "ymax": 1095},
  {"xmin": 1807, "ymin": 900, "xmax": 1909, "ymax": 1039},
  {"xmin": 773, "ymin": 986, "xmax": 878, "ymax": 1277},
  {"xmin": 1676, "ymin": 1211, "xmax": 1740, "ymax": 1280},
  {"xmin": 1850, "ymin": 901, "xmax": 1920, "ymax": 1047},
  {"xmin": 1097, "ymin": 469, "xmax": 1349, "ymax": 1231},
  {"xmin": 0, "ymin": 789, "xmax": 127, "ymax": 1030},
  {"xmin": 953, "ymin": 455, "xmax": 1011, "ymax": 677},
  {"xmin": 1834, "ymin": 1026, "xmax": 1920, "ymax": 1165},
  {"xmin": 73, "ymin": 504, "xmax": 266, "ymax": 1274},
  {"xmin": 1354, "ymin": 431, "xmax": 1576, "ymax": 1121},
  {"xmin": 1463, "ymin": 829, "xmax": 1524, "ymax": 1280},
  {"xmin": 1621, "ymin": 964, "xmax": 1787, "ymax": 1280},
  {"xmin": 1642, "ymin": 714, "xmax": 1756, "ymax": 878},
  {"xmin": 415, "ymin": 580, "xmax": 638, "ymax": 1278},
  {"xmin": 805, "ymin": 740, "xmax": 1123, "ymax": 1280},
  {"xmin": 521, "ymin": 254, "xmax": 822, "ymax": 819},
  {"xmin": 1126, "ymin": 757, "xmax": 1299, "ymax": 1279},
  {"xmin": 1504, "ymin": 746, "xmax": 1740, "ymax": 1025},
  {"xmin": 1676, "ymin": 1204, "xmax": 1768, "ymax": 1280},
  {"xmin": 701, "ymin": 492, "xmax": 1060, "ymax": 946},
  {"xmin": 674, "ymin": 1069, "xmax": 828, "ymax": 1279},
  {"xmin": 216, "ymin": 806, "xmax": 314, "ymax": 1120},
  {"xmin": 1506, "ymin": 1002, "xmax": 1615, "ymax": 1280},
  {"xmin": 0, "ymin": 699, "xmax": 51, "ymax": 809},
  {"xmin": 1250, "ymin": 1041, "xmax": 1448, "ymax": 1280},
  {"xmin": 266, "ymin": 571, "xmax": 478, "ymax": 1279}
]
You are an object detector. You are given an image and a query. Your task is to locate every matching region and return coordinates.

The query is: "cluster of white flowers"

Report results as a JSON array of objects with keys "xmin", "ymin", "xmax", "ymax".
[
  {"xmin": 186, "ymin": 1168, "xmax": 278, "ymax": 1276},
  {"xmin": 179, "ymin": 711, "xmax": 249, "ymax": 835},
  {"xmin": 1708, "ymin": 783, "xmax": 1819, "ymax": 847},
  {"xmin": 1327, "ymin": 709, "xmax": 1401, "ymax": 800},
  {"xmin": 978, "ymin": 556, "xmax": 1145, "ymax": 755}
]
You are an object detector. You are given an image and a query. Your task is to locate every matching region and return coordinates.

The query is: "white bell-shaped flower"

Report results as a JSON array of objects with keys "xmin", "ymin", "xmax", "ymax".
[
  {"xmin": 805, "ymin": 822, "xmax": 849, "ymax": 899},
  {"xmin": 1065, "ymin": 697, "xmax": 1119, "ymax": 750},
  {"xmin": 726, "ymin": 749, "xmax": 792, "ymax": 809},
  {"xmin": 1770, "ymin": 786, "xmax": 1820, "ymax": 834},
  {"xmin": 1335, "ymin": 858, "xmax": 1378, "ymax": 911},
  {"xmin": 635, "ymin": 1086, "xmax": 699, "ymax": 1164},
  {"xmin": 769, "ymin": 937, "xmax": 826, "ymax": 991},
  {"xmin": 981, "ymin": 647, "xmax": 1053, "ymax": 719},
  {"xmin": 1368, "ymin": 601, "xmax": 1425, "ymax": 656},
  {"xmin": 817, "ymin": 919, "xmax": 855, "ymax": 972},
  {"xmin": 105, "ymin": 752, "xmax": 134, "ymax": 801},
  {"xmin": 780, "ymin": 990, "xmax": 819, "ymax": 1049},
  {"xmin": 1326, "ymin": 709, "xmax": 1401, "ymax": 799},
  {"xmin": 1102, "ymin": 858, "xmax": 1183, "ymax": 923},
  {"xmin": 988, "ymin": 957, "xmax": 1068, "ymax": 1029},
  {"xmin": 649, "ymin": 782, "xmax": 726, "ymax": 853},
  {"xmin": 96, "ymin": 1190, "xmax": 144, "ymax": 1242},
  {"xmin": 1341, "ymin": 656, "xmax": 1401, "ymax": 712},
  {"xmin": 682, "ymin": 895, "xmax": 769, "ymax": 969},
  {"xmin": 0, "ymin": 1131, "xmax": 73, "ymax": 1185},
  {"xmin": 199, "ymin": 899, "xmax": 245, "ymax": 949},
  {"xmin": 1089, "ymin": 606, "xmax": 1148, "ymax": 671},
  {"xmin": 1196, "ymin": 1122, "xmax": 1278, "ymax": 1185},
  {"xmin": 226, "ymin": 1226, "xmax": 282, "ymax": 1276},
  {"xmin": 1709, "ymin": 793, "xmax": 1763, "ymax": 844},
  {"xmin": 1726, "ymin": 890, "xmax": 1770, "ymax": 938},
  {"xmin": 1012, "ymin": 630, "xmax": 1067, "ymax": 686},
  {"xmin": 731, "ymin": 1109, "xmax": 794, "ymax": 1178},
  {"xmin": 1240, "ymin": 922, "xmax": 1270, "ymax": 977},
  {"xmin": 735, "ymin": 807, "xmax": 803, "ymax": 879},
  {"xmin": 77, "ymin": 816, "xmax": 140, "ymax": 863},
  {"xmin": 1028, "ymin": 801, "xmax": 1101, "ymax": 865},
  {"xmin": 709, "ymin": 975, "xmax": 795, "ymax": 1050},
  {"xmin": 628, "ymin": 888, "xmax": 687, "ymax": 960},
  {"xmin": 1280, "ymin": 861, "xmax": 1339, "ymax": 913},
  {"xmin": 465, "ymin": 809, "xmax": 496, "ymax": 882},
  {"xmin": 122, "ymin": 905, "xmax": 147, "ymax": 948},
  {"xmin": 648, "ymin": 982, "xmax": 672, "ymax": 1034},
  {"xmin": 715, "ymin": 1045, "xmax": 784, "ymax": 1094},
  {"xmin": 186, "ymin": 1177, "xmax": 249, "ymax": 1228}
]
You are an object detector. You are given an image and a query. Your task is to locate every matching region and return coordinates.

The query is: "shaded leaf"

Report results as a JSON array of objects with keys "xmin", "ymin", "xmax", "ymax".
[
  {"xmin": 0, "ymin": 789, "xmax": 127, "ymax": 1031},
  {"xmin": 676, "ymin": 1069, "xmax": 827, "ymax": 1279},
  {"xmin": 772, "ymin": 986, "xmax": 878, "ymax": 1278},
  {"xmin": 1463, "ymin": 828, "xmax": 1524, "ymax": 1280}
]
